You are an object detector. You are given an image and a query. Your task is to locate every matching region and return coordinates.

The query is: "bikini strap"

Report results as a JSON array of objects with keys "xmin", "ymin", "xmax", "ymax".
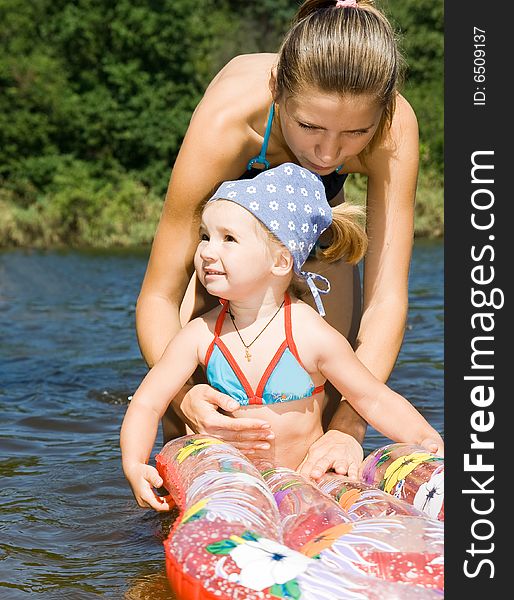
[
  {"xmin": 283, "ymin": 292, "xmax": 306, "ymax": 367},
  {"xmin": 284, "ymin": 293, "xmax": 325, "ymax": 395},
  {"xmin": 246, "ymin": 104, "xmax": 274, "ymax": 171},
  {"xmin": 214, "ymin": 299, "xmax": 229, "ymax": 337}
]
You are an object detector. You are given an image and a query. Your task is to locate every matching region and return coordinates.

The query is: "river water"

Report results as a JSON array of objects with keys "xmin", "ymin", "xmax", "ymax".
[{"xmin": 0, "ymin": 241, "xmax": 443, "ymax": 599}]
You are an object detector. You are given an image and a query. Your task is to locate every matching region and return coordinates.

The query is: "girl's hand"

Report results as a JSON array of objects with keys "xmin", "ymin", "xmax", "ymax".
[
  {"xmin": 180, "ymin": 384, "xmax": 275, "ymax": 453},
  {"xmin": 419, "ymin": 435, "xmax": 445, "ymax": 457},
  {"xmin": 297, "ymin": 430, "xmax": 364, "ymax": 481},
  {"xmin": 124, "ymin": 463, "xmax": 172, "ymax": 512}
]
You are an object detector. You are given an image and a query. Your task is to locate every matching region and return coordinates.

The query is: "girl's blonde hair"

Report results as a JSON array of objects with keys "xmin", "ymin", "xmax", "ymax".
[
  {"xmin": 318, "ymin": 201, "xmax": 367, "ymax": 265},
  {"xmin": 263, "ymin": 200, "xmax": 367, "ymax": 265},
  {"xmin": 287, "ymin": 200, "xmax": 367, "ymax": 300},
  {"xmin": 275, "ymin": 0, "xmax": 404, "ymax": 153}
]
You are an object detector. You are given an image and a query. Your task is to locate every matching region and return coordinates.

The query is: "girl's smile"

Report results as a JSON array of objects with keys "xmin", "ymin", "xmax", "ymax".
[{"xmin": 203, "ymin": 268, "xmax": 226, "ymax": 277}]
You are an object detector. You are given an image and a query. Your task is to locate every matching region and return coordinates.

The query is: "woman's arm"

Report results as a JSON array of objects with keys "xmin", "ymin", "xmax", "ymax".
[
  {"xmin": 355, "ymin": 95, "xmax": 419, "ymax": 378},
  {"xmin": 298, "ymin": 97, "xmax": 419, "ymax": 478},
  {"xmin": 327, "ymin": 96, "xmax": 419, "ymax": 405},
  {"xmin": 136, "ymin": 99, "xmax": 249, "ymax": 367},
  {"xmin": 135, "ymin": 105, "xmax": 247, "ymax": 442},
  {"xmin": 135, "ymin": 68, "xmax": 278, "ymax": 447}
]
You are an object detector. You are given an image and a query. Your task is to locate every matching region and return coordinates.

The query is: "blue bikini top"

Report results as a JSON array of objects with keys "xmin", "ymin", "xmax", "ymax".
[{"xmin": 204, "ymin": 293, "xmax": 324, "ymax": 406}]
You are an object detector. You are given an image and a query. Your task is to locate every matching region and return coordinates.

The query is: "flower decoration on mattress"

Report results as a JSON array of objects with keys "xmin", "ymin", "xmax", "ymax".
[{"xmin": 155, "ymin": 436, "xmax": 445, "ymax": 600}]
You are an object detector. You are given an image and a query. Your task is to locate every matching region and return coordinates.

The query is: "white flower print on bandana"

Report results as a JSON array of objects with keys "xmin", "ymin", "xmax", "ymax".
[{"xmin": 209, "ymin": 163, "xmax": 333, "ymax": 316}]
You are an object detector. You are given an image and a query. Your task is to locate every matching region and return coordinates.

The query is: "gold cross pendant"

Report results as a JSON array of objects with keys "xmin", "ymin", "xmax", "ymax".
[{"xmin": 244, "ymin": 348, "xmax": 252, "ymax": 362}]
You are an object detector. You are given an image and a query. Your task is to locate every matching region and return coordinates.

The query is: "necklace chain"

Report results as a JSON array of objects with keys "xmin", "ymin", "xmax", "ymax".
[{"xmin": 228, "ymin": 301, "xmax": 285, "ymax": 362}]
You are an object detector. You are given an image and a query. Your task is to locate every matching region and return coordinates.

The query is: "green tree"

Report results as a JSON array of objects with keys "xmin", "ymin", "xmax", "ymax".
[
  {"xmin": 382, "ymin": 0, "xmax": 444, "ymax": 172},
  {"xmin": 1, "ymin": 0, "xmax": 236, "ymax": 196},
  {"xmin": 0, "ymin": 0, "xmax": 443, "ymax": 246}
]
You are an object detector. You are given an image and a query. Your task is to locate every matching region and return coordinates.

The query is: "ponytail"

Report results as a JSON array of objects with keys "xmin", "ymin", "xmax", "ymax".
[
  {"xmin": 289, "ymin": 199, "xmax": 367, "ymax": 301},
  {"xmin": 318, "ymin": 202, "xmax": 367, "ymax": 265}
]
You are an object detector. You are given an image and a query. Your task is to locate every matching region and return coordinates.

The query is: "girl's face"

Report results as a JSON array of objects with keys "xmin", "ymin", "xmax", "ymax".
[
  {"xmin": 194, "ymin": 201, "xmax": 277, "ymax": 300},
  {"xmin": 277, "ymin": 89, "xmax": 384, "ymax": 174}
]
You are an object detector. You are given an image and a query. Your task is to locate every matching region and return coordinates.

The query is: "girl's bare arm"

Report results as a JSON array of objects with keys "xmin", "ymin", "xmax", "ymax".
[{"xmin": 316, "ymin": 319, "xmax": 443, "ymax": 453}]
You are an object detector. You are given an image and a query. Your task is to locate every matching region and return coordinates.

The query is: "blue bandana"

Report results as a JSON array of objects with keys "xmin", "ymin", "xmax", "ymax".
[{"xmin": 209, "ymin": 163, "xmax": 333, "ymax": 316}]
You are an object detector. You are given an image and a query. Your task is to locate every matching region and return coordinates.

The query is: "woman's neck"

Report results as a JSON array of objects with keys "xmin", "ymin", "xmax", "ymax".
[{"xmin": 268, "ymin": 102, "xmax": 296, "ymax": 163}]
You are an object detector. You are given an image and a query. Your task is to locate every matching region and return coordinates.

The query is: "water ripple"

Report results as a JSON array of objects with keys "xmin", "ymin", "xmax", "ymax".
[{"xmin": 0, "ymin": 244, "xmax": 443, "ymax": 598}]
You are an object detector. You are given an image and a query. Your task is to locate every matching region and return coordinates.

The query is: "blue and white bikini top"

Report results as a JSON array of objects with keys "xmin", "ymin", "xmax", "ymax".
[{"xmin": 204, "ymin": 293, "xmax": 325, "ymax": 406}]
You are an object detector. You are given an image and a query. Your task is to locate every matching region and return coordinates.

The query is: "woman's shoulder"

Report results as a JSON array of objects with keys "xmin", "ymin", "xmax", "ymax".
[
  {"xmin": 194, "ymin": 54, "xmax": 276, "ymax": 128},
  {"xmin": 377, "ymin": 93, "xmax": 419, "ymax": 155},
  {"xmin": 174, "ymin": 55, "xmax": 273, "ymax": 180},
  {"xmin": 389, "ymin": 94, "xmax": 419, "ymax": 140},
  {"xmin": 209, "ymin": 53, "xmax": 277, "ymax": 87},
  {"xmin": 179, "ymin": 54, "xmax": 277, "ymax": 167}
]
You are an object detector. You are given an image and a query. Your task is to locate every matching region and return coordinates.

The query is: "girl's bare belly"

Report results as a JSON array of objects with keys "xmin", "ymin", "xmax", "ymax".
[{"xmin": 233, "ymin": 396, "xmax": 326, "ymax": 470}]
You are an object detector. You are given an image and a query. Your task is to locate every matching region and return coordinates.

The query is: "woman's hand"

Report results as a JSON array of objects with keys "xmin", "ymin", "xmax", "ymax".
[
  {"xmin": 124, "ymin": 462, "xmax": 172, "ymax": 512},
  {"xmin": 179, "ymin": 384, "xmax": 275, "ymax": 453},
  {"xmin": 297, "ymin": 429, "xmax": 364, "ymax": 481}
]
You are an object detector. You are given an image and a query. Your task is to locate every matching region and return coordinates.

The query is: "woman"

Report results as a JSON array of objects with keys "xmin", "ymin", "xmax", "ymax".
[
  {"xmin": 121, "ymin": 164, "xmax": 442, "ymax": 511},
  {"xmin": 135, "ymin": 0, "xmax": 419, "ymax": 480}
]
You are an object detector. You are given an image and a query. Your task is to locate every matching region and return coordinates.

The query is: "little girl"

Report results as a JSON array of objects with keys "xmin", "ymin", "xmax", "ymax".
[{"xmin": 120, "ymin": 163, "xmax": 444, "ymax": 511}]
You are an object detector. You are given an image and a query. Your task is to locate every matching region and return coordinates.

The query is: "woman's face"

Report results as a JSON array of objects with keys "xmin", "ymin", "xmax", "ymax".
[{"xmin": 277, "ymin": 88, "xmax": 384, "ymax": 174}]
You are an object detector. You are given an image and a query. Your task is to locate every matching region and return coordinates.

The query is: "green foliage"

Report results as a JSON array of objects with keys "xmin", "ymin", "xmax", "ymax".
[
  {"xmin": 1, "ymin": 0, "xmax": 231, "ymax": 194},
  {"xmin": 0, "ymin": 156, "xmax": 162, "ymax": 247},
  {"xmin": 0, "ymin": 0, "xmax": 443, "ymax": 247},
  {"xmin": 381, "ymin": 0, "xmax": 444, "ymax": 171},
  {"xmin": 345, "ymin": 171, "xmax": 443, "ymax": 240},
  {"xmin": 217, "ymin": 1, "xmax": 295, "ymax": 59}
]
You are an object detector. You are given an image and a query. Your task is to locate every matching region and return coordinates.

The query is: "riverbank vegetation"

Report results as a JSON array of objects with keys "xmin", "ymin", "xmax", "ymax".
[{"xmin": 0, "ymin": 0, "xmax": 442, "ymax": 248}]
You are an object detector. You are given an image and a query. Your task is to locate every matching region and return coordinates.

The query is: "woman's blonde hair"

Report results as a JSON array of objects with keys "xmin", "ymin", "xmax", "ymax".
[{"xmin": 275, "ymin": 0, "xmax": 405, "ymax": 152}]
